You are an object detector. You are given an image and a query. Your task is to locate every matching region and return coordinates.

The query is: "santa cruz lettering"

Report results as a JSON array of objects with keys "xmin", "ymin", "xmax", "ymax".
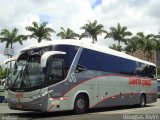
[{"xmin": 128, "ymin": 77, "xmax": 151, "ymax": 86}]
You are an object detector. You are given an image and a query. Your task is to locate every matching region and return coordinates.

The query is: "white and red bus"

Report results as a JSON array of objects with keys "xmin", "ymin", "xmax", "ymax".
[{"xmin": 8, "ymin": 40, "xmax": 157, "ymax": 113}]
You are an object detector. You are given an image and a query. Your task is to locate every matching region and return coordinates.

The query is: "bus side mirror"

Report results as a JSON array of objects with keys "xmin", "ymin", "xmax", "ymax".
[
  {"xmin": 75, "ymin": 64, "xmax": 87, "ymax": 73},
  {"xmin": 41, "ymin": 51, "xmax": 66, "ymax": 68}
]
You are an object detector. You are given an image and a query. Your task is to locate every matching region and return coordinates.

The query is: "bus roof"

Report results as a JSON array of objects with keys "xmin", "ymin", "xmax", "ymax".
[{"xmin": 22, "ymin": 39, "xmax": 155, "ymax": 66}]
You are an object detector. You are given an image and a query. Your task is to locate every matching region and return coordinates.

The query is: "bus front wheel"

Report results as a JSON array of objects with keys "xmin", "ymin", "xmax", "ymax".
[{"xmin": 74, "ymin": 94, "xmax": 87, "ymax": 114}]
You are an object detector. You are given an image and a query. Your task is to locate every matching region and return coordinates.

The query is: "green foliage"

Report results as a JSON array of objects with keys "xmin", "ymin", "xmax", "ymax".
[
  {"xmin": 109, "ymin": 44, "xmax": 123, "ymax": 52},
  {"xmin": 105, "ymin": 23, "xmax": 132, "ymax": 49},
  {"xmin": 157, "ymin": 66, "xmax": 160, "ymax": 79},
  {"xmin": 0, "ymin": 66, "xmax": 6, "ymax": 79},
  {"xmin": 0, "ymin": 20, "xmax": 160, "ymax": 64},
  {"xmin": 26, "ymin": 21, "xmax": 55, "ymax": 43},
  {"xmin": 57, "ymin": 27, "xmax": 79, "ymax": 39},
  {"xmin": 80, "ymin": 20, "xmax": 106, "ymax": 43},
  {"xmin": 125, "ymin": 37, "xmax": 138, "ymax": 55},
  {"xmin": 0, "ymin": 28, "xmax": 27, "ymax": 48},
  {"xmin": 133, "ymin": 32, "xmax": 156, "ymax": 60}
]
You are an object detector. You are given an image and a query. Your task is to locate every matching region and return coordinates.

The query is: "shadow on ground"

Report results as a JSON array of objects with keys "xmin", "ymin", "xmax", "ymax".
[{"xmin": 1, "ymin": 104, "xmax": 155, "ymax": 120}]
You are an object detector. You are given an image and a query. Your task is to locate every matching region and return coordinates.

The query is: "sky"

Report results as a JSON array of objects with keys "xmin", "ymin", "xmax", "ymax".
[{"xmin": 0, "ymin": 0, "xmax": 160, "ymax": 65}]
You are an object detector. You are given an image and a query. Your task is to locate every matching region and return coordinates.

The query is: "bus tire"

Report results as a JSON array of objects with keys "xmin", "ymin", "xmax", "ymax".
[
  {"xmin": 139, "ymin": 94, "xmax": 146, "ymax": 107},
  {"xmin": 74, "ymin": 94, "xmax": 87, "ymax": 114}
]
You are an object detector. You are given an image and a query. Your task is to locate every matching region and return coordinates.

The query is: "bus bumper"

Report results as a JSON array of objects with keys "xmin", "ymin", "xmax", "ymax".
[
  {"xmin": 8, "ymin": 95, "xmax": 48, "ymax": 112},
  {"xmin": 8, "ymin": 102, "xmax": 44, "ymax": 111}
]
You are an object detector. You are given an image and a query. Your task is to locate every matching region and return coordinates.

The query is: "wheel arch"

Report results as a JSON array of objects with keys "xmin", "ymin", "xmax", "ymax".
[
  {"xmin": 71, "ymin": 90, "xmax": 90, "ymax": 110},
  {"xmin": 140, "ymin": 91, "xmax": 147, "ymax": 101},
  {"xmin": 139, "ymin": 91, "xmax": 147, "ymax": 106}
]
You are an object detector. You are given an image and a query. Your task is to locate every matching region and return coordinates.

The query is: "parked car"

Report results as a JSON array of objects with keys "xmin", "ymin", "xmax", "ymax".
[
  {"xmin": 0, "ymin": 79, "xmax": 7, "ymax": 103},
  {"xmin": 0, "ymin": 79, "xmax": 5, "ymax": 91}
]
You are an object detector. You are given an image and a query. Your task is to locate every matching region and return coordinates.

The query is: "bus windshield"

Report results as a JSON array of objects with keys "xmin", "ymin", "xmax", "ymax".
[
  {"xmin": 10, "ymin": 53, "xmax": 44, "ymax": 91},
  {"xmin": 9, "ymin": 45, "xmax": 79, "ymax": 91}
]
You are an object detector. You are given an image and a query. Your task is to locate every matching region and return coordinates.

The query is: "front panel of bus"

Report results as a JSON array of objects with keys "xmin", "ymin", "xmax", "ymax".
[{"xmin": 7, "ymin": 45, "xmax": 79, "ymax": 111}]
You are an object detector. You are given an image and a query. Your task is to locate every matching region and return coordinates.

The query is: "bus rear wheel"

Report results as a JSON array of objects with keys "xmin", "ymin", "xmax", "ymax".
[
  {"xmin": 139, "ymin": 94, "xmax": 146, "ymax": 107},
  {"xmin": 74, "ymin": 94, "xmax": 87, "ymax": 114}
]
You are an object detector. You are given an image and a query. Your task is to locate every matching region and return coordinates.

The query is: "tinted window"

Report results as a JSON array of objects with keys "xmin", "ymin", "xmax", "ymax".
[
  {"xmin": 97, "ymin": 52, "xmax": 137, "ymax": 75},
  {"xmin": 48, "ymin": 58, "xmax": 65, "ymax": 84},
  {"xmin": 77, "ymin": 48, "xmax": 137, "ymax": 75},
  {"xmin": 52, "ymin": 45, "xmax": 79, "ymax": 70},
  {"xmin": 136, "ymin": 63, "xmax": 156, "ymax": 78},
  {"xmin": 158, "ymin": 86, "xmax": 160, "ymax": 92},
  {"xmin": 47, "ymin": 45, "xmax": 79, "ymax": 85},
  {"xmin": 77, "ymin": 49, "xmax": 97, "ymax": 71},
  {"xmin": 77, "ymin": 48, "xmax": 155, "ymax": 78}
]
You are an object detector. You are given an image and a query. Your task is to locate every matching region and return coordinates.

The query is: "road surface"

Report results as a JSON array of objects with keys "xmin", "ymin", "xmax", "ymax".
[{"xmin": 0, "ymin": 99, "xmax": 160, "ymax": 120}]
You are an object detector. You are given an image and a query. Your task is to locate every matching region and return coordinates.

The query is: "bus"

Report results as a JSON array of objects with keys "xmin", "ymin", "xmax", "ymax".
[
  {"xmin": 4, "ymin": 57, "xmax": 17, "ymax": 87},
  {"xmin": 0, "ymin": 57, "xmax": 17, "ymax": 103},
  {"xmin": 0, "ymin": 79, "xmax": 6, "ymax": 102},
  {"xmin": 7, "ymin": 40, "xmax": 157, "ymax": 113},
  {"xmin": 0, "ymin": 79, "xmax": 5, "ymax": 91}
]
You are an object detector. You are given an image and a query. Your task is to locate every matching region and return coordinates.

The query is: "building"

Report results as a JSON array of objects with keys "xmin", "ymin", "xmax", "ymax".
[{"xmin": 131, "ymin": 50, "xmax": 158, "ymax": 65}]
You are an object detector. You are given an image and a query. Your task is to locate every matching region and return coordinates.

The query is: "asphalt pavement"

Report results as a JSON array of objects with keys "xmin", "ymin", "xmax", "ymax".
[{"xmin": 0, "ymin": 99, "xmax": 160, "ymax": 120}]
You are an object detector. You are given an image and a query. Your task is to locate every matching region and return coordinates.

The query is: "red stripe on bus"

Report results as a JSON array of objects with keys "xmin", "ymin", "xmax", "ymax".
[
  {"xmin": 48, "ymin": 105, "xmax": 54, "ymax": 112},
  {"xmin": 63, "ymin": 74, "xmax": 130, "ymax": 96},
  {"xmin": 63, "ymin": 74, "xmax": 152, "ymax": 96},
  {"xmin": 90, "ymin": 93, "xmax": 139, "ymax": 108},
  {"xmin": 90, "ymin": 92, "xmax": 157, "ymax": 108}
]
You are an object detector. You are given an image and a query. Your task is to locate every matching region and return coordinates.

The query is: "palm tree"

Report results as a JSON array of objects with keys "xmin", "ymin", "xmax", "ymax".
[
  {"xmin": 57, "ymin": 27, "xmax": 79, "ymax": 39},
  {"xmin": 155, "ymin": 32, "xmax": 160, "ymax": 49},
  {"xmin": 134, "ymin": 32, "xmax": 156, "ymax": 61},
  {"xmin": 26, "ymin": 21, "xmax": 55, "ymax": 43},
  {"xmin": 125, "ymin": 37, "xmax": 138, "ymax": 55},
  {"xmin": 0, "ymin": 65, "xmax": 6, "ymax": 79},
  {"xmin": 80, "ymin": 20, "xmax": 106, "ymax": 43},
  {"xmin": 154, "ymin": 32, "xmax": 160, "ymax": 65},
  {"xmin": 105, "ymin": 23, "xmax": 132, "ymax": 48},
  {"xmin": 0, "ymin": 28, "xmax": 27, "ymax": 69},
  {"xmin": 0, "ymin": 28, "xmax": 27, "ymax": 51},
  {"xmin": 109, "ymin": 44, "xmax": 123, "ymax": 51}
]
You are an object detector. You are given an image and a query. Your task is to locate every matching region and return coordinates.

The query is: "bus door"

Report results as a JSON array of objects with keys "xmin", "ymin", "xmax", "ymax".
[{"xmin": 47, "ymin": 55, "xmax": 69, "ymax": 110}]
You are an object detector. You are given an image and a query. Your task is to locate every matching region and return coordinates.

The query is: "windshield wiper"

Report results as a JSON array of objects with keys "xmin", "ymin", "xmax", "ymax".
[
  {"xmin": 11, "ymin": 69, "xmax": 23, "ymax": 89},
  {"xmin": 11, "ymin": 63, "xmax": 26, "ymax": 89}
]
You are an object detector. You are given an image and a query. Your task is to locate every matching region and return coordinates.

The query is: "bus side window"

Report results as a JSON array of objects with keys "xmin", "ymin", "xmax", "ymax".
[
  {"xmin": 48, "ymin": 58, "xmax": 65, "ymax": 84},
  {"xmin": 136, "ymin": 63, "xmax": 156, "ymax": 79},
  {"xmin": 76, "ymin": 48, "xmax": 97, "ymax": 73}
]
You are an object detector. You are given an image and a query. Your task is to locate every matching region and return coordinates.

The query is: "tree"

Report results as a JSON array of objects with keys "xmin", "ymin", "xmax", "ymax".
[
  {"xmin": 134, "ymin": 32, "xmax": 156, "ymax": 61},
  {"xmin": 105, "ymin": 23, "xmax": 132, "ymax": 50},
  {"xmin": 0, "ymin": 66, "xmax": 6, "ymax": 79},
  {"xmin": 154, "ymin": 32, "xmax": 160, "ymax": 65},
  {"xmin": 125, "ymin": 37, "xmax": 138, "ymax": 55},
  {"xmin": 57, "ymin": 27, "xmax": 79, "ymax": 39},
  {"xmin": 80, "ymin": 20, "xmax": 106, "ymax": 43},
  {"xmin": 109, "ymin": 44, "xmax": 123, "ymax": 51},
  {"xmin": 0, "ymin": 28, "xmax": 27, "ymax": 49},
  {"xmin": 26, "ymin": 21, "xmax": 55, "ymax": 43},
  {"xmin": 155, "ymin": 32, "xmax": 160, "ymax": 49},
  {"xmin": 157, "ymin": 66, "xmax": 160, "ymax": 79}
]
